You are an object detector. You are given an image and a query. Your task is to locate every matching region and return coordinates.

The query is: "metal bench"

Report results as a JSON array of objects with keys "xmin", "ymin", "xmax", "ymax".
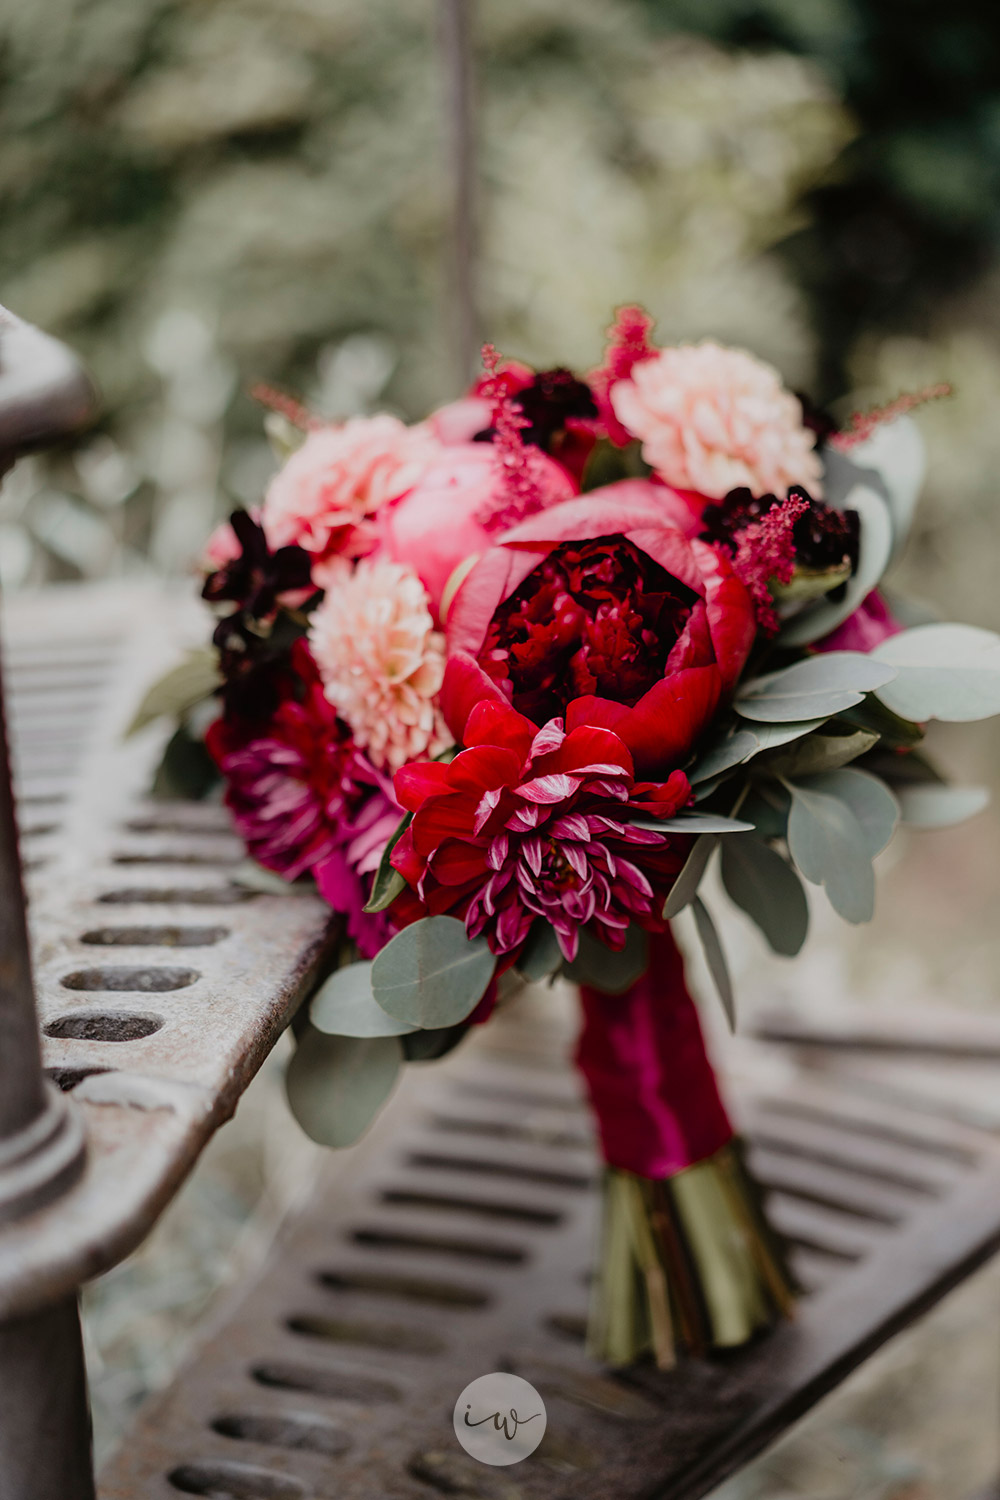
[{"xmin": 4, "ymin": 310, "xmax": 1000, "ymax": 1500}]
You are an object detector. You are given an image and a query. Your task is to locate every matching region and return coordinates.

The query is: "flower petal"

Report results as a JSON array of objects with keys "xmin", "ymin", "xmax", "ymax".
[
  {"xmin": 394, "ymin": 760, "xmax": 453, "ymax": 812},
  {"xmin": 613, "ymin": 665, "xmax": 722, "ymax": 776},
  {"xmin": 464, "ymin": 699, "xmax": 537, "ymax": 762},
  {"xmin": 439, "ymin": 652, "xmax": 510, "ymax": 742}
]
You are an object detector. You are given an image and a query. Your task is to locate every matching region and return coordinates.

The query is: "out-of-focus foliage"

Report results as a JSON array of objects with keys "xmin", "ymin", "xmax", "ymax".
[
  {"xmin": 0, "ymin": 0, "xmax": 849, "ymax": 585},
  {"xmin": 642, "ymin": 0, "xmax": 1000, "ymax": 393}
]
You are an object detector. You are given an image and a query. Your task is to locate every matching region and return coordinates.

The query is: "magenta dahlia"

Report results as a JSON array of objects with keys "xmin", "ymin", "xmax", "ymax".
[{"xmin": 390, "ymin": 698, "xmax": 691, "ymax": 961}]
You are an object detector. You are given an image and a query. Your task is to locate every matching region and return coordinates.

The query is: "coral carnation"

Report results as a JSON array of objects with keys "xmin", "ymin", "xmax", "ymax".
[
  {"xmin": 308, "ymin": 557, "xmax": 450, "ymax": 772},
  {"xmin": 610, "ymin": 342, "xmax": 823, "ymax": 501},
  {"xmin": 262, "ymin": 416, "xmax": 441, "ymax": 581},
  {"xmin": 391, "ymin": 701, "xmax": 691, "ymax": 960}
]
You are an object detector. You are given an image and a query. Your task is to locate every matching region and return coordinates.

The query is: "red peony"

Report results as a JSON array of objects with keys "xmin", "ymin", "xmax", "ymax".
[
  {"xmin": 390, "ymin": 699, "xmax": 691, "ymax": 961},
  {"xmin": 442, "ymin": 484, "xmax": 755, "ymax": 776}
]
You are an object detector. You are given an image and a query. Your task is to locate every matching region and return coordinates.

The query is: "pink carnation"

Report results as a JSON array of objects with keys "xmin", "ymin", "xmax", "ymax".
[
  {"xmin": 261, "ymin": 416, "xmax": 442, "ymax": 582},
  {"xmin": 610, "ymin": 342, "xmax": 823, "ymax": 501},
  {"xmin": 308, "ymin": 557, "xmax": 450, "ymax": 772}
]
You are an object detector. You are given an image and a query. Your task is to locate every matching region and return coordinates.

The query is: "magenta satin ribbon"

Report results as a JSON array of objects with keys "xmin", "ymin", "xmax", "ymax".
[{"xmin": 576, "ymin": 926, "xmax": 733, "ymax": 1179}]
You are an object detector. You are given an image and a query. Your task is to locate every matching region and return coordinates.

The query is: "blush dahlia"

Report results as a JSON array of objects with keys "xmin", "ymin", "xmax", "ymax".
[{"xmin": 390, "ymin": 699, "xmax": 691, "ymax": 961}]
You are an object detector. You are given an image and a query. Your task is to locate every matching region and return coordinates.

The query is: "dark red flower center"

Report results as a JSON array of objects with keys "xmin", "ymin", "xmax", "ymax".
[{"xmin": 479, "ymin": 534, "xmax": 696, "ymax": 724}]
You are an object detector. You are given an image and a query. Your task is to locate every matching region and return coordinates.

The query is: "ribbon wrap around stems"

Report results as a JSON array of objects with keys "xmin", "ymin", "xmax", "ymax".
[
  {"xmin": 577, "ymin": 925, "xmax": 733, "ymax": 1177},
  {"xmin": 575, "ymin": 924, "xmax": 795, "ymax": 1366}
]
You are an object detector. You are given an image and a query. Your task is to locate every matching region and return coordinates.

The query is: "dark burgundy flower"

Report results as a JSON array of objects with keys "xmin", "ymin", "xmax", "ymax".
[
  {"xmin": 206, "ymin": 641, "xmax": 400, "ymax": 956},
  {"xmin": 391, "ymin": 699, "xmax": 691, "ymax": 960},
  {"xmin": 700, "ymin": 485, "xmax": 859, "ymax": 576},
  {"xmin": 479, "ymin": 536, "xmax": 697, "ymax": 724},
  {"xmin": 203, "ymin": 509, "xmax": 313, "ymax": 619}
]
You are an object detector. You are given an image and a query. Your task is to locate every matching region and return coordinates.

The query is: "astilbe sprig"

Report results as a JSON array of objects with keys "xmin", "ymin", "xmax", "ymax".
[
  {"xmin": 831, "ymin": 384, "xmax": 952, "ymax": 451},
  {"xmin": 476, "ymin": 342, "xmax": 544, "ymax": 531},
  {"xmin": 589, "ymin": 304, "xmax": 658, "ymax": 446},
  {"xmin": 732, "ymin": 493, "xmax": 810, "ymax": 636}
]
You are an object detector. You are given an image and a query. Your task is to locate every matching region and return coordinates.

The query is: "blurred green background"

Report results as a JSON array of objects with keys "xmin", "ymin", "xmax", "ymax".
[
  {"xmin": 5, "ymin": 2, "xmax": 1000, "ymax": 1492},
  {"xmin": 3, "ymin": 0, "xmax": 1000, "ymax": 631}
]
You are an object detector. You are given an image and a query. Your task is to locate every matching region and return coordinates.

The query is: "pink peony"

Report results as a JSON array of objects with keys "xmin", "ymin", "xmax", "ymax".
[
  {"xmin": 610, "ymin": 342, "xmax": 823, "ymax": 501},
  {"xmin": 308, "ymin": 557, "xmax": 450, "ymax": 772},
  {"xmin": 377, "ymin": 442, "xmax": 576, "ymax": 621},
  {"xmin": 261, "ymin": 416, "xmax": 442, "ymax": 582}
]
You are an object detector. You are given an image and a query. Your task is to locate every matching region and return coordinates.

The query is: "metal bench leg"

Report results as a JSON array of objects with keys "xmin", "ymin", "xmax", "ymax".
[
  {"xmin": 0, "ymin": 580, "xmax": 92, "ymax": 1496},
  {"xmin": 0, "ymin": 1296, "xmax": 94, "ymax": 1500}
]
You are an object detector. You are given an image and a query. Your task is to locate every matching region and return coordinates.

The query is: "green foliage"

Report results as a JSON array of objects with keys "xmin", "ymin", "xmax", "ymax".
[
  {"xmin": 720, "ymin": 834, "xmax": 809, "ymax": 956},
  {"xmin": 895, "ymin": 783, "xmax": 990, "ymax": 827},
  {"xmin": 736, "ymin": 652, "xmax": 896, "ymax": 723},
  {"xmin": 691, "ymin": 897, "xmax": 735, "ymax": 1029},
  {"xmin": 873, "ymin": 623, "xmax": 1000, "ymax": 722},
  {"xmin": 285, "ymin": 1025, "xmax": 401, "ymax": 1149},
  {"xmin": 150, "ymin": 723, "xmax": 219, "ymax": 800},
  {"xmin": 564, "ymin": 924, "xmax": 649, "ymax": 995},
  {"xmin": 363, "ymin": 813, "xmax": 412, "ymax": 913},
  {"xmin": 311, "ymin": 962, "xmax": 417, "ymax": 1038},
  {"xmin": 371, "ymin": 915, "xmax": 495, "ymax": 1029},
  {"xmin": 127, "ymin": 649, "xmax": 221, "ymax": 736},
  {"xmin": 516, "ymin": 921, "xmax": 564, "ymax": 982}
]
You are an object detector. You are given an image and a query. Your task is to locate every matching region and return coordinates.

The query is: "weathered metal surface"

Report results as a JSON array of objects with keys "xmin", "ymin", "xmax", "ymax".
[
  {"xmin": 0, "ymin": 583, "xmax": 338, "ymax": 1319},
  {"xmin": 0, "ymin": 1296, "xmax": 94, "ymax": 1500},
  {"xmin": 97, "ymin": 978, "xmax": 1000, "ymax": 1500}
]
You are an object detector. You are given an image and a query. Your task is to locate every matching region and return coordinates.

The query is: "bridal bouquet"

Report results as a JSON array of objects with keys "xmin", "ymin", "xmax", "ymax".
[{"xmin": 138, "ymin": 308, "xmax": 1000, "ymax": 1368}]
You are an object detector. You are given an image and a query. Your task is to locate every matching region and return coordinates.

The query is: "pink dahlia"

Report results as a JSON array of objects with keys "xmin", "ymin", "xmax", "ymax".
[
  {"xmin": 204, "ymin": 643, "xmax": 400, "ymax": 956},
  {"xmin": 610, "ymin": 342, "xmax": 823, "ymax": 501},
  {"xmin": 261, "ymin": 416, "xmax": 442, "ymax": 582},
  {"xmin": 308, "ymin": 557, "xmax": 450, "ymax": 772},
  {"xmin": 390, "ymin": 699, "xmax": 691, "ymax": 961}
]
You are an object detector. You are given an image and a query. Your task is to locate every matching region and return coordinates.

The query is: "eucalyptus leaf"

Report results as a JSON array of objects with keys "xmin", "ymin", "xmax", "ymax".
[
  {"xmin": 563, "ymin": 924, "xmax": 649, "ymax": 995},
  {"xmin": 401, "ymin": 1025, "xmax": 468, "ymax": 1062},
  {"xmin": 873, "ymin": 623, "xmax": 1000, "ymax": 722},
  {"xmin": 285, "ymin": 1025, "xmax": 401, "ymax": 1148},
  {"xmin": 232, "ymin": 860, "xmax": 306, "ymax": 897},
  {"xmin": 371, "ymin": 915, "xmax": 495, "ymax": 1029},
  {"xmin": 127, "ymin": 649, "xmax": 221, "ymax": 736},
  {"xmin": 516, "ymin": 921, "xmax": 564, "ymax": 982},
  {"xmin": 662, "ymin": 834, "xmax": 718, "ymax": 919},
  {"xmin": 763, "ymin": 728, "xmax": 879, "ymax": 779},
  {"xmin": 785, "ymin": 782, "xmax": 875, "ymax": 924},
  {"xmin": 691, "ymin": 897, "xmax": 735, "ymax": 1030},
  {"xmin": 363, "ymin": 812, "xmax": 412, "ymax": 913},
  {"xmin": 736, "ymin": 652, "xmax": 896, "ymax": 723},
  {"xmin": 689, "ymin": 720, "xmax": 827, "ymax": 784},
  {"xmin": 624, "ymin": 812, "xmax": 754, "ymax": 834},
  {"xmin": 836, "ymin": 695, "xmax": 925, "ymax": 749},
  {"xmin": 895, "ymin": 784, "xmax": 990, "ymax": 828},
  {"xmin": 779, "ymin": 485, "xmax": 894, "ymax": 648},
  {"xmin": 742, "ymin": 785, "xmax": 790, "ymax": 840},
  {"xmin": 846, "ymin": 413, "xmax": 926, "ymax": 563},
  {"xmin": 310, "ymin": 962, "xmax": 417, "ymax": 1038},
  {"xmin": 720, "ymin": 837, "xmax": 809, "ymax": 957},
  {"xmin": 800, "ymin": 768, "xmax": 899, "ymax": 857},
  {"xmin": 688, "ymin": 729, "xmax": 761, "ymax": 783},
  {"xmin": 151, "ymin": 723, "xmax": 220, "ymax": 801}
]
